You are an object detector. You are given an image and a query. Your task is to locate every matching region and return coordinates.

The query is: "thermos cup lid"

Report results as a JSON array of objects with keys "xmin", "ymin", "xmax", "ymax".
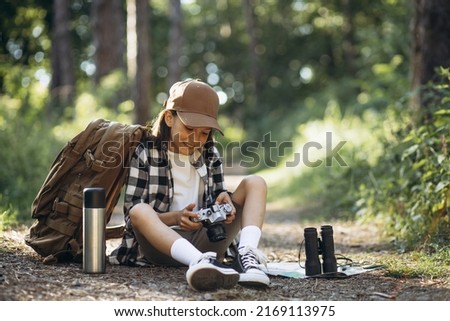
[{"xmin": 83, "ymin": 187, "xmax": 105, "ymax": 208}]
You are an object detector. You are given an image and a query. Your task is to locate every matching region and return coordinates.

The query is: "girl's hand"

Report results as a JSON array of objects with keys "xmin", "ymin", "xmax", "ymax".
[
  {"xmin": 178, "ymin": 203, "xmax": 203, "ymax": 231},
  {"xmin": 215, "ymin": 191, "xmax": 236, "ymax": 224}
]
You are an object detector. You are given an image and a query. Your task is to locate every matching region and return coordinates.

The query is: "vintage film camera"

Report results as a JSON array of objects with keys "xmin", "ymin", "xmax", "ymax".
[
  {"xmin": 195, "ymin": 203, "xmax": 233, "ymax": 242},
  {"xmin": 303, "ymin": 225, "xmax": 337, "ymax": 276}
]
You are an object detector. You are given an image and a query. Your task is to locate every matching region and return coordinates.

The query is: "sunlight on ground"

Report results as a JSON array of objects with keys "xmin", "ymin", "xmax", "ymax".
[{"xmin": 259, "ymin": 105, "xmax": 387, "ymax": 207}]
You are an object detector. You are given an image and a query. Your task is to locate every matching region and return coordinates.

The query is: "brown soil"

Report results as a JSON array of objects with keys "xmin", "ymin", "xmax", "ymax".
[{"xmin": 1, "ymin": 205, "xmax": 449, "ymax": 301}]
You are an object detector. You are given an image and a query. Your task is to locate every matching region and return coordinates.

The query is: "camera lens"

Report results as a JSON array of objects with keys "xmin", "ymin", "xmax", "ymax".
[{"xmin": 206, "ymin": 222, "xmax": 227, "ymax": 242}]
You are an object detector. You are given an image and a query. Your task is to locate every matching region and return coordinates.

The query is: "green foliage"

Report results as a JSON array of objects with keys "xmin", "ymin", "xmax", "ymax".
[
  {"xmin": 0, "ymin": 69, "xmax": 134, "ymax": 229},
  {"xmin": 356, "ymin": 72, "xmax": 450, "ymax": 250},
  {"xmin": 0, "ymin": 97, "xmax": 60, "ymax": 227}
]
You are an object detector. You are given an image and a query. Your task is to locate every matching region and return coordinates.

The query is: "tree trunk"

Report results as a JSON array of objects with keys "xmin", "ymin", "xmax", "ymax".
[
  {"xmin": 91, "ymin": 0, "xmax": 126, "ymax": 83},
  {"xmin": 341, "ymin": 0, "xmax": 356, "ymax": 76},
  {"xmin": 243, "ymin": 0, "xmax": 261, "ymax": 120},
  {"xmin": 168, "ymin": 0, "xmax": 183, "ymax": 88},
  {"xmin": 50, "ymin": 0, "xmax": 75, "ymax": 114},
  {"xmin": 411, "ymin": 0, "xmax": 450, "ymax": 121},
  {"xmin": 130, "ymin": 0, "xmax": 151, "ymax": 125}
]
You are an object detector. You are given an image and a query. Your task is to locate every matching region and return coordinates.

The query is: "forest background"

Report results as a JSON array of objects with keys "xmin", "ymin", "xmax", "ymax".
[{"xmin": 0, "ymin": 0, "xmax": 449, "ymax": 266}]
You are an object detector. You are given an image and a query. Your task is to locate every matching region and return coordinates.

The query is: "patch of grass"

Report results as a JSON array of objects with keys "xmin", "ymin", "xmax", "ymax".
[
  {"xmin": 382, "ymin": 248, "xmax": 450, "ymax": 279},
  {"xmin": 331, "ymin": 240, "xmax": 450, "ymax": 280}
]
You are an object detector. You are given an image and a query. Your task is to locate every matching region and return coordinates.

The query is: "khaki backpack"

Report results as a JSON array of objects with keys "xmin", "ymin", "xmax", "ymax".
[{"xmin": 24, "ymin": 119, "xmax": 148, "ymax": 264}]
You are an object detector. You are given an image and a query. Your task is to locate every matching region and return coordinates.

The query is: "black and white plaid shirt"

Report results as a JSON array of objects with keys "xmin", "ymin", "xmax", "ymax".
[{"xmin": 109, "ymin": 141, "xmax": 227, "ymax": 266}]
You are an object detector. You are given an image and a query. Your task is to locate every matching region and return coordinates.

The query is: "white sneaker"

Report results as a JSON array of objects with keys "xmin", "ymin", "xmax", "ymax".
[
  {"xmin": 235, "ymin": 246, "xmax": 270, "ymax": 287},
  {"xmin": 186, "ymin": 252, "xmax": 239, "ymax": 291}
]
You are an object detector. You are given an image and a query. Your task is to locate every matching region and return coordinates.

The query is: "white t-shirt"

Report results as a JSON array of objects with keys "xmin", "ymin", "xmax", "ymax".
[{"xmin": 167, "ymin": 150, "xmax": 203, "ymax": 212}]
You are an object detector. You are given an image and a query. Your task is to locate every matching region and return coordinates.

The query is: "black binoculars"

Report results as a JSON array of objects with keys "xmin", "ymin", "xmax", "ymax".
[{"xmin": 303, "ymin": 225, "xmax": 337, "ymax": 276}]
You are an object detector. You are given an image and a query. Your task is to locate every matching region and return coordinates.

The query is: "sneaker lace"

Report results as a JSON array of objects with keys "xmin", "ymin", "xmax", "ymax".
[
  {"xmin": 191, "ymin": 251, "xmax": 216, "ymax": 266},
  {"xmin": 239, "ymin": 246, "xmax": 267, "ymax": 270}
]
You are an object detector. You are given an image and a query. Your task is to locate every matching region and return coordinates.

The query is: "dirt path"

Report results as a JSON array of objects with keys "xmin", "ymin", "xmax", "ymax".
[
  {"xmin": 1, "ymin": 175, "xmax": 449, "ymax": 300},
  {"xmin": 1, "ymin": 202, "xmax": 449, "ymax": 301}
]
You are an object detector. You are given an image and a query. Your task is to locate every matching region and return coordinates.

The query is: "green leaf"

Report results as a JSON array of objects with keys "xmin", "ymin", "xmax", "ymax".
[
  {"xmin": 435, "ymin": 181, "xmax": 448, "ymax": 193},
  {"xmin": 401, "ymin": 144, "xmax": 418, "ymax": 160},
  {"xmin": 437, "ymin": 154, "xmax": 445, "ymax": 164},
  {"xmin": 412, "ymin": 159, "xmax": 427, "ymax": 170},
  {"xmin": 434, "ymin": 109, "xmax": 450, "ymax": 117}
]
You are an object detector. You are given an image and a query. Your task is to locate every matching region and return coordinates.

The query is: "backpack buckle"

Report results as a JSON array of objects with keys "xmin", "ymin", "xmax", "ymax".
[{"xmin": 84, "ymin": 149, "xmax": 104, "ymax": 172}]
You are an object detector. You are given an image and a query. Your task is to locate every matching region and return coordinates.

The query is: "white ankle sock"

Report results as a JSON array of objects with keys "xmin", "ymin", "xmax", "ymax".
[
  {"xmin": 238, "ymin": 225, "xmax": 262, "ymax": 250},
  {"xmin": 170, "ymin": 238, "xmax": 202, "ymax": 266}
]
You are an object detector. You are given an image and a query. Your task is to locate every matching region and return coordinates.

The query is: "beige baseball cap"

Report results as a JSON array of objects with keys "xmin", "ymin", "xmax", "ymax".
[{"xmin": 163, "ymin": 79, "xmax": 223, "ymax": 134}]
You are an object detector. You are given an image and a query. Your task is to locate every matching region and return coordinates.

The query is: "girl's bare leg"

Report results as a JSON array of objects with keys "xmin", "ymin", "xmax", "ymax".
[{"xmin": 231, "ymin": 175, "xmax": 267, "ymax": 228}]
